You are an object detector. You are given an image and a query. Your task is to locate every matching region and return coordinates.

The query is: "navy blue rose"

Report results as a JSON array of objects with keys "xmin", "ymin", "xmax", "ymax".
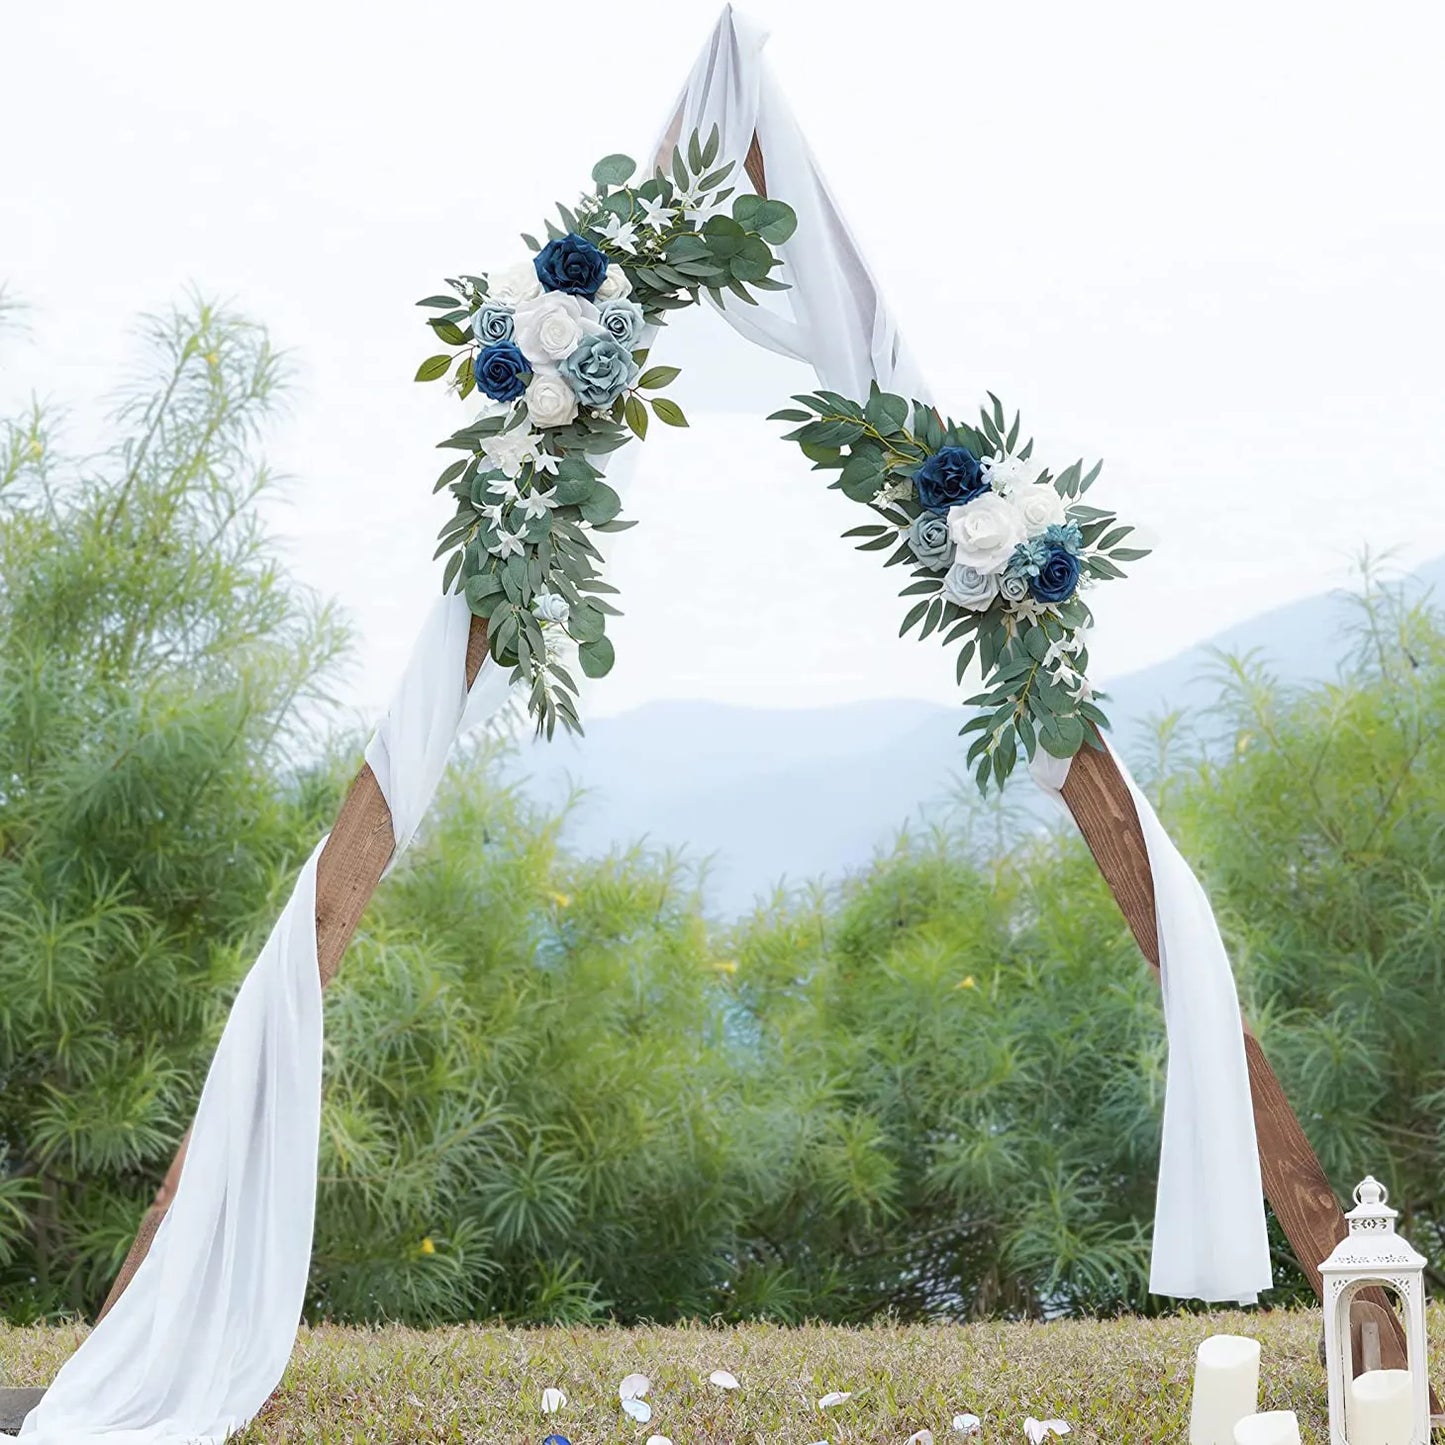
[
  {"xmin": 1029, "ymin": 544, "xmax": 1082, "ymax": 604},
  {"xmin": 914, "ymin": 446, "xmax": 987, "ymax": 514},
  {"xmin": 534, "ymin": 232, "xmax": 609, "ymax": 299},
  {"xmin": 473, "ymin": 341, "xmax": 530, "ymax": 402}
]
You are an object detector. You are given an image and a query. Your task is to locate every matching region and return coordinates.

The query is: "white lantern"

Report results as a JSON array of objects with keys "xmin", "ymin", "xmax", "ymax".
[{"xmin": 1320, "ymin": 1176, "xmax": 1431, "ymax": 1445}]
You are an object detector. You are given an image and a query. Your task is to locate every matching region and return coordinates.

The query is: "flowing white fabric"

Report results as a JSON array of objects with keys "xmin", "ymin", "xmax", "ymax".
[
  {"xmin": 21, "ymin": 844, "xmax": 328, "ymax": 1445},
  {"xmin": 668, "ymin": 5, "xmax": 1271, "ymax": 1303},
  {"xmin": 1032, "ymin": 743, "xmax": 1271, "ymax": 1301}
]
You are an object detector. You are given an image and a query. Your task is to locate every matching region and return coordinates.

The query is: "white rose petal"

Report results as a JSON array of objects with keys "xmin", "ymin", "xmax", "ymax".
[
  {"xmin": 952, "ymin": 1415, "xmax": 982, "ymax": 1435},
  {"xmin": 948, "ymin": 492, "xmax": 1028, "ymax": 575},
  {"xmin": 708, "ymin": 1369, "xmax": 740, "ymax": 1390},
  {"xmin": 487, "ymin": 259, "xmax": 543, "ymax": 306},
  {"xmin": 594, "ymin": 263, "xmax": 633, "ymax": 302},
  {"xmin": 513, "ymin": 293, "xmax": 600, "ymax": 363},
  {"xmin": 1013, "ymin": 483, "xmax": 1066, "ymax": 537},
  {"xmin": 540, "ymin": 1387, "xmax": 567, "ymax": 1414},
  {"xmin": 524, "ymin": 368, "xmax": 578, "ymax": 430},
  {"xmin": 943, "ymin": 560, "xmax": 1001, "ymax": 612},
  {"xmin": 907, "ymin": 1431, "xmax": 935, "ymax": 1445},
  {"xmin": 646, "ymin": 1437, "xmax": 673, "ymax": 1445},
  {"xmin": 619, "ymin": 1373, "xmax": 651, "ymax": 1401},
  {"xmin": 818, "ymin": 1392, "xmax": 853, "ymax": 1410},
  {"xmin": 622, "ymin": 1398, "xmax": 653, "ymax": 1423},
  {"xmin": 1024, "ymin": 1419, "xmax": 1071, "ymax": 1443}
]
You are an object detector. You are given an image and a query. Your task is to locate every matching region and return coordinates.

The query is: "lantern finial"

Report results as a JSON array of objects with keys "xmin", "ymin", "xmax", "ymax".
[{"xmin": 1346, "ymin": 1175, "xmax": 1400, "ymax": 1235}]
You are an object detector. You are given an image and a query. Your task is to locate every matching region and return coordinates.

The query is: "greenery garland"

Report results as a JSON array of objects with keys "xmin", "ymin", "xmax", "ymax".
[
  {"xmin": 773, "ymin": 387, "xmax": 1148, "ymax": 789},
  {"xmin": 416, "ymin": 127, "xmax": 796, "ymax": 737}
]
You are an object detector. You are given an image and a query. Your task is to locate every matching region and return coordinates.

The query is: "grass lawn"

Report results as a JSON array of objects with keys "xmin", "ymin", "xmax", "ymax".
[{"xmin": 6, "ymin": 1306, "xmax": 1439, "ymax": 1443}]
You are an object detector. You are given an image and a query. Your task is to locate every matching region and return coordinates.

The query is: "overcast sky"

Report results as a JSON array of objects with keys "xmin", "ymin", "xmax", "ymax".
[{"xmin": 4, "ymin": 0, "xmax": 1443, "ymax": 723}]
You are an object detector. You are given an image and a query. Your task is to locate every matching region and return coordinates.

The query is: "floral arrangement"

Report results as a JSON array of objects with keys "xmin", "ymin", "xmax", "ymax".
[
  {"xmin": 417, "ymin": 127, "xmax": 796, "ymax": 736},
  {"xmin": 773, "ymin": 387, "xmax": 1148, "ymax": 789}
]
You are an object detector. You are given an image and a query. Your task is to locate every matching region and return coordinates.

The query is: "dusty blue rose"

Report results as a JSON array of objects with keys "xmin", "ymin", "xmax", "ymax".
[
  {"xmin": 534, "ymin": 232, "xmax": 609, "ymax": 298},
  {"xmin": 908, "ymin": 513, "xmax": 952, "ymax": 571},
  {"xmin": 558, "ymin": 331, "xmax": 640, "ymax": 408},
  {"xmin": 1030, "ymin": 544, "xmax": 1082, "ymax": 604},
  {"xmin": 473, "ymin": 341, "xmax": 530, "ymax": 402},
  {"xmin": 597, "ymin": 298, "xmax": 645, "ymax": 349},
  {"xmin": 472, "ymin": 303, "xmax": 514, "ymax": 344},
  {"xmin": 914, "ymin": 446, "xmax": 986, "ymax": 514}
]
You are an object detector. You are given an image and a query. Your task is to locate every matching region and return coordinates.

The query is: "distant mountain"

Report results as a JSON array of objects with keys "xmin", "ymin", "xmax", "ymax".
[{"xmin": 519, "ymin": 559, "xmax": 1445, "ymax": 915}]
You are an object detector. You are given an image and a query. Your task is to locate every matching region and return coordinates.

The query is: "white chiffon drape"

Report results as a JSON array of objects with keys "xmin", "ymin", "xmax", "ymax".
[{"xmin": 20, "ymin": 8, "xmax": 1266, "ymax": 1442}]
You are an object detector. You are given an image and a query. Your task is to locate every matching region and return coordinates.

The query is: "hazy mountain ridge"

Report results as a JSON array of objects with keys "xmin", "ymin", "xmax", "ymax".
[{"xmin": 521, "ymin": 560, "xmax": 1445, "ymax": 913}]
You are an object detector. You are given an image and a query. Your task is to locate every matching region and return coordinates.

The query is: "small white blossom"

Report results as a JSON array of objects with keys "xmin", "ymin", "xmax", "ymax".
[
  {"xmin": 533, "ymin": 451, "xmax": 560, "ymax": 476},
  {"xmin": 517, "ymin": 489, "xmax": 557, "ymax": 521},
  {"xmin": 480, "ymin": 502, "xmax": 506, "ymax": 529},
  {"xmin": 485, "ymin": 474, "xmax": 522, "ymax": 502},
  {"xmin": 481, "ymin": 430, "xmax": 538, "ymax": 480},
  {"xmin": 638, "ymin": 195, "xmax": 676, "ymax": 233},
  {"xmin": 488, "ymin": 530, "xmax": 525, "ymax": 559},
  {"xmin": 599, "ymin": 212, "xmax": 640, "ymax": 254}
]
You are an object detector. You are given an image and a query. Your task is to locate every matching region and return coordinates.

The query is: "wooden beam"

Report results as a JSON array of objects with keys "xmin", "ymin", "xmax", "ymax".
[
  {"xmin": 96, "ymin": 615, "xmax": 491, "ymax": 1320},
  {"xmin": 1061, "ymin": 740, "xmax": 1423, "ymax": 1389}
]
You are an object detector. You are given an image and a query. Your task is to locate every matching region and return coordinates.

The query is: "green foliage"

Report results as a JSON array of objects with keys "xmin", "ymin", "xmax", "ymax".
[
  {"xmin": 772, "ymin": 387, "xmax": 1146, "ymax": 790},
  {"xmin": 0, "ymin": 300, "xmax": 347, "ymax": 1317},
  {"xmin": 420, "ymin": 128, "xmax": 796, "ymax": 740}
]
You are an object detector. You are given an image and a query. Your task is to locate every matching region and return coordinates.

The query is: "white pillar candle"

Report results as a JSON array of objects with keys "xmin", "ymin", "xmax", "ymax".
[
  {"xmin": 1190, "ymin": 1335, "xmax": 1262, "ymax": 1445},
  {"xmin": 1347, "ymin": 1369, "xmax": 1414, "ymax": 1445},
  {"xmin": 1233, "ymin": 1412, "xmax": 1301, "ymax": 1445}
]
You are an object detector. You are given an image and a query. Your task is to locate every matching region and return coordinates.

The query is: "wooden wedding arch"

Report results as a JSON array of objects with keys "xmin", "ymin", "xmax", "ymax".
[{"xmin": 78, "ymin": 138, "xmax": 1413, "ymax": 1400}]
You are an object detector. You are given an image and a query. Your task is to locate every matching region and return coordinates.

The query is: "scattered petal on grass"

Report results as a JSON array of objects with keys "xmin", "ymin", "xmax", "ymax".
[
  {"xmin": 619, "ymin": 1373, "xmax": 652, "ymax": 1401},
  {"xmin": 907, "ymin": 1431, "xmax": 935, "ymax": 1445},
  {"xmin": 542, "ymin": 1436, "xmax": 571, "ymax": 1445},
  {"xmin": 818, "ymin": 1391, "xmax": 854, "ymax": 1409},
  {"xmin": 541, "ymin": 1387, "xmax": 567, "ymax": 1414},
  {"xmin": 1024, "ymin": 1420, "xmax": 1071, "ymax": 1443},
  {"xmin": 708, "ymin": 1370, "xmax": 740, "ymax": 1390},
  {"xmin": 622, "ymin": 1398, "xmax": 654, "ymax": 1424},
  {"xmin": 645, "ymin": 1437, "xmax": 673, "ymax": 1445},
  {"xmin": 953, "ymin": 1415, "xmax": 982, "ymax": 1435}
]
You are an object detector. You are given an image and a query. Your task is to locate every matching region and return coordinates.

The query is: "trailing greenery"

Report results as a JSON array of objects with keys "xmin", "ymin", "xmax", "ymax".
[
  {"xmin": 418, "ymin": 128, "xmax": 796, "ymax": 739},
  {"xmin": 773, "ymin": 388, "xmax": 1147, "ymax": 789}
]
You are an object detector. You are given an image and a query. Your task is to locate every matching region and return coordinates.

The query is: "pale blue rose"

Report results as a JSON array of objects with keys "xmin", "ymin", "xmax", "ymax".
[
  {"xmin": 596, "ymin": 298, "xmax": 645, "ymax": 349},
  {"xmin": 908, "ymin": 513, "xmax": 952, "ymax": 572},
  {"xmin": 558, "ymin": 331, "xmax": 640, "ymax": 408},
  {"xmin": 472, "ymin": 304, "xmax": 515, "ymax": 344}
]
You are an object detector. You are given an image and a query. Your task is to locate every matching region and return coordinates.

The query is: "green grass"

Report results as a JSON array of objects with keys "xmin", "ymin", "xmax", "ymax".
[{"xmin": 6, "ymin": 1306, "xmax": 1438, "ymax": 1442}]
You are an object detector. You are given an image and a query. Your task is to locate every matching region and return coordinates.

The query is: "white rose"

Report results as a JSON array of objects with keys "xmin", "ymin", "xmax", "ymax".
[
  {"xmin": 983, "ymin": 454, "xmax": 1044, "ymax": 496},
  {"xmin": 487, "ymin": 260, "xmax": 543, "ymax": 307},
  {"xmin": 481, "ymin": 427, "xmax": 539, "ymax": 479},
  {"xmin": 1013, "ymin": 483, "xmax": 1066, "ymax": 537},
  {"xmin": 947, "ymin": 492, "xmax": 1028, "ymax": 575},
  {"xmin": 513, "ymin": 293, "xmax": 600, "ymax": 363},
  {"xmin": 943, "ymin": 561, "xmax": 1000, "ymax": 612},
  {"xmin": 593, "ymin": 264, "xmax": 632, "ymax": 302},
  {"xmin": 524, "ymin": 368, "xmax": 578, "ymax": 429},
  {"xmin": 532, "ymin": 589, "xmax": 570, "ymax": 624}
]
